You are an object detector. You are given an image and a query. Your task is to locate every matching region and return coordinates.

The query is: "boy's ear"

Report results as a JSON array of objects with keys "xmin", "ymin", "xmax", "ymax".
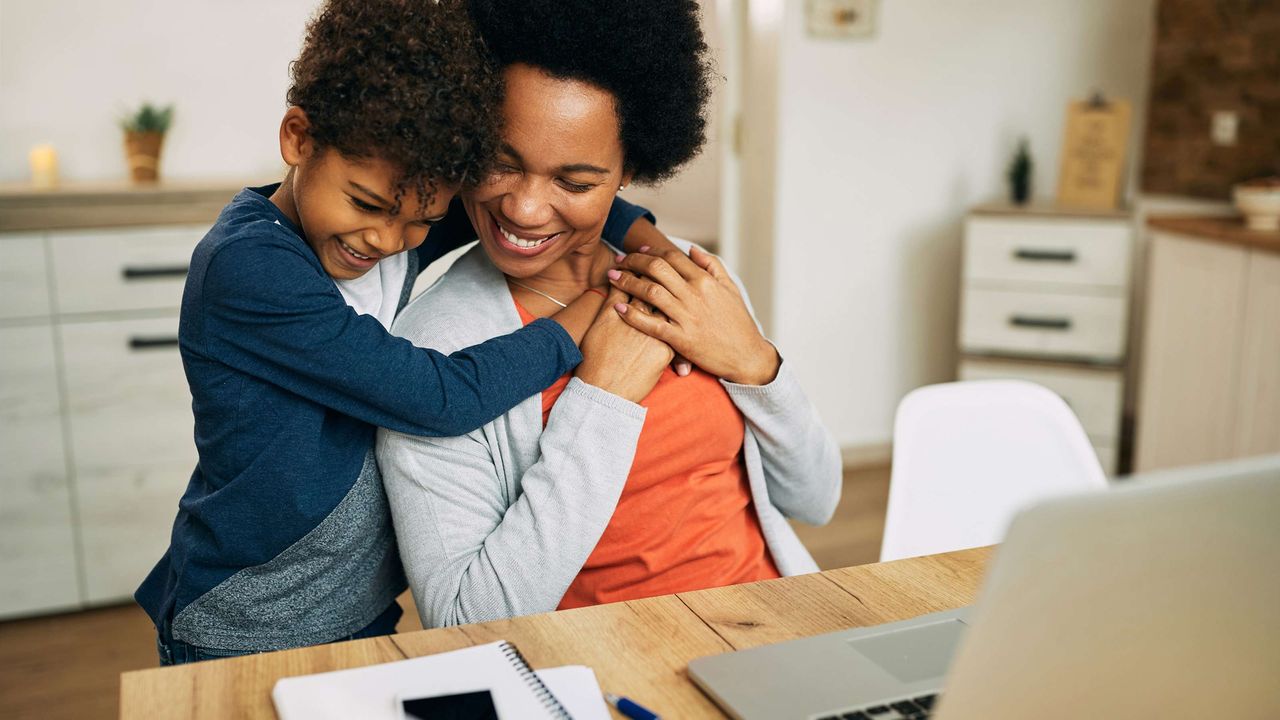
[{"xmin": 279, "ymin": 107, "xmax": 314, "ymax": 167}]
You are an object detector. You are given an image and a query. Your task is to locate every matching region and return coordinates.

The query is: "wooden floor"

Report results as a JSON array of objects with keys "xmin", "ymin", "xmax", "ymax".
[{"xmin": 0, "ymin": 465, "xmax": 889, "ymax": 720}]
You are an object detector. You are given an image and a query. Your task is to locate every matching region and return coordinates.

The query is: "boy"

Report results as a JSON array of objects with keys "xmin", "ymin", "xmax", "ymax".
[{"xmin": 137, "ymin": 0, "xmax": 661, "ymax": 664}]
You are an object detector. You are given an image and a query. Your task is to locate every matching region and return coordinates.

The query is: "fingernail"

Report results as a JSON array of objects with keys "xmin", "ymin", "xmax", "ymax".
[
  {"xmin": 639, "ymin": 245, "xmax": 651, "ymax": 253},
  {"xmin": 607, "ymin": 269, "xmax": 621, "ymax": 280},
  {"xmin": 677, "ymin": 363, "xmax": 691, "ymax": 377},
  {"xmin": 616, "ymin": 253, "xmax": 626, "ymax": 262},
  {"xmin": 614, "ymin": 303, "xmax": 629, "ymax": 314}
]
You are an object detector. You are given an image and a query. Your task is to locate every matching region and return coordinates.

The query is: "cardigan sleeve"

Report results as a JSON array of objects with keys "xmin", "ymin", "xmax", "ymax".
[
  {"xmin": 721, "ymin": 361, "xmax": 842, "ymax": 525},
  {"xmin": 716, "ymin": 246, "xmax": 842, "ymax": 526},
  {"xmin": 377, "ymin": 378, "xmax": 645, "ymax": 627}
]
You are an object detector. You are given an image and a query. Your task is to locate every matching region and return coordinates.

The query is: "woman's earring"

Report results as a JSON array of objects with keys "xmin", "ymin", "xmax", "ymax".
[{"xmin": 619, "ymin": 184, "xmax": 627, "ymax": 191}]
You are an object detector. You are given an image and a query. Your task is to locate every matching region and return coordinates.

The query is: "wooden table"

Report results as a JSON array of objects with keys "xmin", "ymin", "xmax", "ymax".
[{"xmin": 120, "ymin": 547, "xmax": 991, "ymax": 719}]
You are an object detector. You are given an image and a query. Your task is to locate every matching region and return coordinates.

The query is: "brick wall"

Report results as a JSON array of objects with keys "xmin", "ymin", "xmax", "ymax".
[{"xmin": 1140, "ymin": 0, "xmax": 1280, "ymax": 198}]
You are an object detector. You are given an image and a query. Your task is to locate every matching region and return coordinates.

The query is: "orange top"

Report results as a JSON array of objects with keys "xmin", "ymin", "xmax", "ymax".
[{"xmin": 512, "ymin": 299, "xmax": 780, "ymax": 609}]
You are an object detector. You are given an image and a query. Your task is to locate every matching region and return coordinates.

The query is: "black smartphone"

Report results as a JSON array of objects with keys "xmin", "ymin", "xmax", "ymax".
[{"xmin": 398, "ymin": 689, "xmax": 500, "ymax": 720}]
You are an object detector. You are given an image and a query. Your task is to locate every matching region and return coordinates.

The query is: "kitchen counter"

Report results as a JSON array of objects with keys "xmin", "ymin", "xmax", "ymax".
[
  {"xmin": 0, "ymin": 179, "xmax": 265, "ymax": 232},
  {"xmin": 1147, "ymin": 215, "xmax": 1280, "ymax": 254}
]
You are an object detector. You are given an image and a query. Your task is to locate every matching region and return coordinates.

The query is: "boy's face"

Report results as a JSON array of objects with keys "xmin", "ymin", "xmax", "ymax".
[{"xmin": 277, "ymin": 109, "xmax": 455, "ymax": 281}]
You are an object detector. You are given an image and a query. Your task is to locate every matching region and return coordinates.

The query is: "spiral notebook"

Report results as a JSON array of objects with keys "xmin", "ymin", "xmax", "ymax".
[{"xmin": 271, "ymin": 640, "xmax": 608, "ymax": 720}]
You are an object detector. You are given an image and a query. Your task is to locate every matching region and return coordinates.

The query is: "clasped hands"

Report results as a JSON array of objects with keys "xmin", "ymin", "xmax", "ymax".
[{"xmin": 574, "ymin": 245, "xmax": 780, "ymax": 404}]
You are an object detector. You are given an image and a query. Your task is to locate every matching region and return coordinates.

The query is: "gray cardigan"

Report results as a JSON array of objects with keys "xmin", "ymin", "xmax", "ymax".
[{"xmin": 376, "ymin": 241, "xmax": 842, "ymax": 628}]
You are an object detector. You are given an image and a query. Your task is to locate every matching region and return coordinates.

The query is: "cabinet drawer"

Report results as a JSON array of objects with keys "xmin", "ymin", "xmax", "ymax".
[
  {"xmin": 0, "ymin": 324, "xmax": 80, "ymax": 617},
  {"xmin": 957, "ymin": 358, "xmax": 1122, "ymax": 442},
  {"xmin": 0, "ymin": 233, "xmax": 52, "ymax": 321},
  {"xmin": 960, "ymin": 287, "xmax": 1127, "ymax": 362},
  {"xmin": 59, "ymin": 316, "xmax": 194, "ymax": 603},
  {"xmin": 964, "ymin": 217, "xmax": 1131, "ymax": 289},
  {"xmin": 50, "ymin": 225, "xmax": 204, "ymax": 315}
]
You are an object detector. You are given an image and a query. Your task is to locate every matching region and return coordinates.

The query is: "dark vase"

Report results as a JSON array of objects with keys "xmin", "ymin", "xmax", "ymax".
[{"xmin": 1011, "ymin": 176, "xmax": 1030, "ymax": 205}]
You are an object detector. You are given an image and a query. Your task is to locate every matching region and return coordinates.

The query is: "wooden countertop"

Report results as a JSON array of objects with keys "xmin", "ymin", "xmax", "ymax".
[
  {"xmin": 971, "ymin": 199, "xmax": 1132, "ymax": 220},
  {"xmin": 0, "ymin": 179, "xmax": 267, "ymax": 232},
  {"xmin": 1148, "ymin": 215, "xmax": 1280, "ymax": 254},
  {"xmin": 119, "ymin": 547, "xmax": 992, "ymax": 719}
]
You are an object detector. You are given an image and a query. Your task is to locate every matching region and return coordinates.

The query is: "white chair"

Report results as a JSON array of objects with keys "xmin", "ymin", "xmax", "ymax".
[{"xmin": 880, "ymin": 379, "xmax": 1108, "ymax": 562}]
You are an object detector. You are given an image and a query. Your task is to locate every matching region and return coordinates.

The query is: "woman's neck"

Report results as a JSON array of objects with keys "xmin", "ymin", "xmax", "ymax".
[{"xmin": 507, "ymin": 242, "xmax": 614, "ymax": 315}]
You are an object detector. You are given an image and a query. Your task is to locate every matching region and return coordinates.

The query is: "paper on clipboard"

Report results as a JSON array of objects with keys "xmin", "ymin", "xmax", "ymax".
[{"xmin": 1056, "ymin": 97, "xmax": 1131, "ymax": 210}]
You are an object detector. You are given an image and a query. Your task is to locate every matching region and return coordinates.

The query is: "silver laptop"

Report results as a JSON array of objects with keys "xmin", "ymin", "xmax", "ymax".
[{"xmin": 688, "ymin": 455, "xmax": 1280, "ymax": 720}]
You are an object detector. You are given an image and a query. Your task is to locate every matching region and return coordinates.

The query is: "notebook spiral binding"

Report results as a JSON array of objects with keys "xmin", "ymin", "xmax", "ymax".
[{"xmin": 498, "ymin": 641, "xmax": 573, "ymax": 720}]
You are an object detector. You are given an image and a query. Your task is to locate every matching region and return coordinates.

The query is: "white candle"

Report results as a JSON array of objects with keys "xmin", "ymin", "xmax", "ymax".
[{"xmin": 29, "ymin": 144, "xmax": 59, "ymax": 189}]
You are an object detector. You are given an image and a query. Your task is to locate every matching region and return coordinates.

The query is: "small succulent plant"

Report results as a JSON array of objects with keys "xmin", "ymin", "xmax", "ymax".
[{"xmin": 121, "ymin": 103, "xmax": 175, "ymax": 134}]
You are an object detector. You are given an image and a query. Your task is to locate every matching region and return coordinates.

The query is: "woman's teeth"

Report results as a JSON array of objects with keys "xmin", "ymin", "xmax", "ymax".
[
  {"xmin": 499, "ymin": 225, "xmax": 553, "ymax": 249},
  {"xmin": 340, "ymin": 240, "xmax": 374, "ymax": 261}
]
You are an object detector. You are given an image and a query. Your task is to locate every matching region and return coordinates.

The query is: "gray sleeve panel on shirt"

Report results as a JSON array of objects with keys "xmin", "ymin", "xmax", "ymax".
[
  {"xmin": 377, "ymin": 377, "xmax": 646, "ymax": 628},
  {"xmin": 722, "ymin": 361, "xmax": 843, "ymax": 527}
]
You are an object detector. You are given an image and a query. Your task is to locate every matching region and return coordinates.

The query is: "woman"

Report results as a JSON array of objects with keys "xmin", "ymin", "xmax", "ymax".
[{"xmin": 377, "ymin": 0, "xmax": 841, "ymax": 627}]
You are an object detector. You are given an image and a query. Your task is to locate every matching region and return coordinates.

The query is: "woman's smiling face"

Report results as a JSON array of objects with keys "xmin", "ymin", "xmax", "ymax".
[{"xmin": 465, "ymin": 63, "xmax": 632, "ymax": 279}]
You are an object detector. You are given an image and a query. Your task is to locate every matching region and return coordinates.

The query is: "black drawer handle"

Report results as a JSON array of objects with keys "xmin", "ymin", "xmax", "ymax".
[
  {"xmin": 1013, "ymin": 248, "xmax": 1076, "ymax": 263},
  {"xmin": 1009, "ymin": 315, "xmax": 1073, "ymax": 330},
  {"xmin": 122, "ymin": 265, "xmax": 189, "ymax": 280},
  {"xmin": 128, "ymin": 336, "xmax": 180, "ymax": 351}
]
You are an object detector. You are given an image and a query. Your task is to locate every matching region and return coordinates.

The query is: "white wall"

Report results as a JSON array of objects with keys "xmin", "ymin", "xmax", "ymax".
[
  {"xmin": 0, "ymin": 0, "xmax": 320, "ymax": 183},
  {"xmin": 766, "ymin": 0, "xmax": 1156, "ymax": 448},
  {"xmin": 2, "ymin": 0, "xmax": 1158, "ymax": 452}
]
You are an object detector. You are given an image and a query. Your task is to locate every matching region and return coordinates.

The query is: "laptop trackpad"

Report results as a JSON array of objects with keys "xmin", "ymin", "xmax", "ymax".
[{"xmin": 848, "ymin": 618, "xmax": 967, "ymax": 684}]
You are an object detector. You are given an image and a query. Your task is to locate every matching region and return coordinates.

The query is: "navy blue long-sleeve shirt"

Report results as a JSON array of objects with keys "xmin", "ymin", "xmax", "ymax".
[{"xmin": 135, "ymin": 185, "xmax": 652, "ymax": 647}]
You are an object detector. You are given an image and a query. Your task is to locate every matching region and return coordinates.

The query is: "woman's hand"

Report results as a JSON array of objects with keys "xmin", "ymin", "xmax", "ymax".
[
  {"xmin": 608, "ymin": 246, "xmax": 780, "ymax": 386},
  {"xmin": 574, "ymin": 289, "xmax": 674, "ymax": 403}
]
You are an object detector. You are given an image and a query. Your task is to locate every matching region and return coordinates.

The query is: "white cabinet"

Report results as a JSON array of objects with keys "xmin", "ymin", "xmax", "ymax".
[
  {"xmin": 49, "ymin": 226, "xmax": 200, "ymax": 314},
  {"xmin": 1236, "ymin": 251, "xmax": 1280, "ymax": 457},
  {"xmin": 60, "ymin": 317, "xmax": 194, "ymax": 603},
  {"xmin": 957, "ymin": 204, "xmax": 1134, "ymax": 475},
  {"xmin": 963, "ymin": 216, "xmax": 1132, "ymax": 288},
  {"xmin": 0, "ymin": 324, "xmax": 80, "ymax": 617},
  {"xmin": 1134, "ymin": 227, "xmax": 1280, "ymax": 471},
  {"xmin": 960, "ymin": 288, "xmax": 1127, "ymax": 362},
  {"xmin": 0, "ymin": 234, "xmax": 52, "ymax": 320},
  {"xmin": 0, "ymin": 227, "xmax": 198, "ymax": 617}
]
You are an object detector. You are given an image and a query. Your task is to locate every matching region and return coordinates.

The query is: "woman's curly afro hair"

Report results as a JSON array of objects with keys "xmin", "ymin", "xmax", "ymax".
[
  {"xmin": 468, "ymin": 0, "xmax": 714, "ymax": 185},
  {"xmin": 287, "ymin": 0, "xmax": 501, "ymax": 213}
]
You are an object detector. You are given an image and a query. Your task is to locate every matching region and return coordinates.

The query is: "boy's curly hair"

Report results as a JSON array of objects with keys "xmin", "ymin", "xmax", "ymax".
[
  {"xmin": 287, "ymin": 0, "xmax": 500, "ymax": 214},
  {"xmin": 468, "ymin": 0, "xmax": 713, "ymax": 185}
]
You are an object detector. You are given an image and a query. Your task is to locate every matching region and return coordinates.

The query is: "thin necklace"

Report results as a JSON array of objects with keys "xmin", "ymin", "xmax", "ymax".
[{"xmin": 507, "ymin": 278, "xmax": 568, "ymax": 308}]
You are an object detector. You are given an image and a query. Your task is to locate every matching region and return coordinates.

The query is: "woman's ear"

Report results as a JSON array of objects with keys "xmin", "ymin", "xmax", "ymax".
[
  {"xmin": 278, "ymin": 107, "xmax": 313, "ymax": 168},
  {"xmin": 619, "ymin": 170, "xmax": 635, "ymax": 191}
]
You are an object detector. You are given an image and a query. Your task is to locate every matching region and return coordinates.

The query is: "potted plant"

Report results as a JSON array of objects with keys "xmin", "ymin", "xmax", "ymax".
[
  {"xmin": 1007, "ymin": 138, "xmax": 1033, "ymax": 205},
  {"xmin": 121, "ymin": 102, "xmax": 174, "ymax": 183}
]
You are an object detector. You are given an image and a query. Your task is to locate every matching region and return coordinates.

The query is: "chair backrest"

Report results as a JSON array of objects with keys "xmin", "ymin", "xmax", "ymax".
[{"xmin": 881, "ymin": 379, "xmax": 1107, "ymax": 562}]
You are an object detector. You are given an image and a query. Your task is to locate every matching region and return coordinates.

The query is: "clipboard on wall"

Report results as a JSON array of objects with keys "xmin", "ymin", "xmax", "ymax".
[{"xmin": 1055, "ymin": 94, "xmax": 1131, "ymax": 210}]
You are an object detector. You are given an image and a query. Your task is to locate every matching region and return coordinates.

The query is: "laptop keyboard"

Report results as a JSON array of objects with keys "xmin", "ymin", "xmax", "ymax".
[{"xmin": 816, "ymin": 692, "xmax": 938, "ymax": 720}]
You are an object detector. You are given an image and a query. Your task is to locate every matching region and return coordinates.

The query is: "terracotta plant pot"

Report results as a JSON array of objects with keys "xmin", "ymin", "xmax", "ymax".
[{"xmin": 124, "ymin": 131, "xmax": 165, "ymax": 183}]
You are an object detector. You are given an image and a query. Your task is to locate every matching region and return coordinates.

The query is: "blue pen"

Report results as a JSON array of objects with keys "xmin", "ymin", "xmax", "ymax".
[{"xmin": 604, "ymin": 691, "xmax": 659, "ymax": 720}]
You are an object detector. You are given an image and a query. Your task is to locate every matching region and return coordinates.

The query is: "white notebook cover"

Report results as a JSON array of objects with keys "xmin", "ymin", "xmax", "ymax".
[{"xmin": 271, "ymin": 641, "xmax": 599, "ymax": 720}]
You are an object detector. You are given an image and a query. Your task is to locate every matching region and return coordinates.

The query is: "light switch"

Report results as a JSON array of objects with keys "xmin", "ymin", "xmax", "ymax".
[
  {"xmin": 1211, "ymin": 110, "xmax": 1239, "ymax": 146},
  {"xmin": 807, "ymin": 0, "xmax": 877, "ymax": 39}
]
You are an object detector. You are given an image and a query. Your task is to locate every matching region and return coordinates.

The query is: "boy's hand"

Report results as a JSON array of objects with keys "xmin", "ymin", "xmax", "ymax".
[
  {"xmin": 574, "ymin": 288, "xmax": 673, "ymax": 403},
  {"xmin": 547, "ymin": 288, "xmax": 608, "ymax": 346}
]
